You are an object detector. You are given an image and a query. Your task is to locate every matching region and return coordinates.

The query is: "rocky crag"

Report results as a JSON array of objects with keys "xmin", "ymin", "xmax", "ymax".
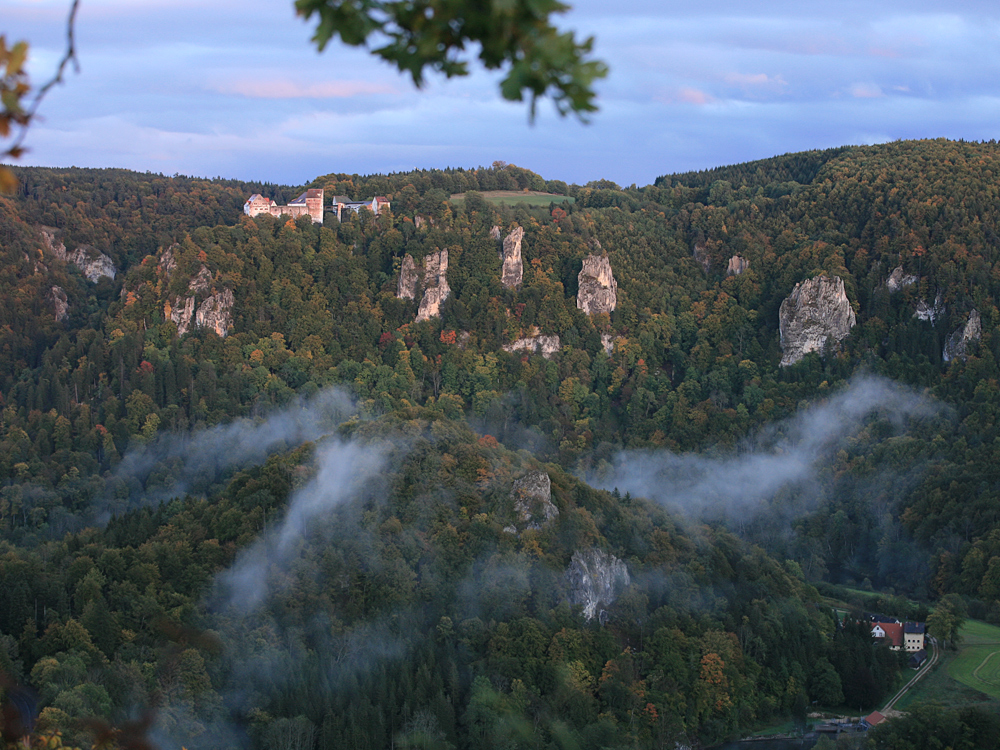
[
  {"xmin": 166, "ymin": 263, "xmax": 234, "ymax": 337},
  {"xmin": 503, "ymin": 330, "xmax": 560, "ymax": 359},
  {"xmin": 726, "ymin": 255, "xmax": 749, "ymax": 276},
  {"xmin": 886, "ymin": 266, "xmax": 918, "ymax": 292},
  {"xmin": 503, "ymin": 472, "xmax": 558, "ymax": 533},
  {"xmin": 577, "ymin": 253, "xmax": 617, "ymax": 315},
  {"xmin": 943, "ymin": 309, "xmax": 981, "ymax": 362},
  {"xmin": 49, "ymin": 286, "xmax": 69, "ymax": 322},
  {"xmin": 564, "ymin": 549, "xmax": 630, "ymax": 623},
  {"xmin": 397, "ymin": 254, "xmax": 419, "ymax": 300},
  {"xmin": 39, "ymin": 226, "xmax": 117, "ymax": 282},
  {"xmin": 415, "ymin": 250, "xmax": 451, "ymax": 322},
  {"xmin": 915, "ymin": 292, "xmax": 945, "ymax": 323},
  {"xmin": 500, "ymin": 226, "xmax": 524, "ymax": 289},
  {"xmin": 778, "ymin": 275, "xmax": 856, "ymax": 366}
]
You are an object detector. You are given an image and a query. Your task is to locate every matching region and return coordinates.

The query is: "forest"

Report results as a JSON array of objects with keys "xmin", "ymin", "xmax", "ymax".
[{"xmin": 2, "ymin": 138, "xmax": 1000, "ymax": 749}]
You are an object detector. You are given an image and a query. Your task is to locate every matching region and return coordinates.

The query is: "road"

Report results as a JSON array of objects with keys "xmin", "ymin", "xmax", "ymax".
[{"xmin": 881, "ymin": 638, "xmax": 940, "ymax": 712}]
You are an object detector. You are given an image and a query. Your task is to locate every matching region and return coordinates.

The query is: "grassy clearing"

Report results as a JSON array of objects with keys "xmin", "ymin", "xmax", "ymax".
[
  {"xmin": 947, "ymin": 620, "xmax": 1000, "ymax": 701},
  {"xmin": 895, "ymin": 644, "xmax": 992, "ymax": 711},
  {"xmin": 450, "ymin": 190, "xmax": 574, "ymax": 207}
]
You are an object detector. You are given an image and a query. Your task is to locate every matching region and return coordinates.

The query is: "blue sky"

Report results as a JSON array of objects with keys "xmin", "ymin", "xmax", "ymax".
[{"xmin": 4, "ymin": 0, "xmax": 1000, "ymax": 188}]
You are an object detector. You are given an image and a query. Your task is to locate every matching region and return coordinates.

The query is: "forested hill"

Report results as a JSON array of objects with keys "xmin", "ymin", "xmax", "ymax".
[{"xmin": 2, "ymin": 139, "xmax": 1000, "ymax": 748}]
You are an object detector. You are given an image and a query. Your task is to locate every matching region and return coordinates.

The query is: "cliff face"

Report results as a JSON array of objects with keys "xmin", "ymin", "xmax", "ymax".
[
  {"xmin": 415, "ymin": 249, "xmax": 450, "ymax": 322},
  {"xmin": 726, "ymin": 255, "xmax": 749, "ymax": 276},
  {"xmin": 196, "ymin": 288, "xmax": 235, "ymax": 337},
  {"xmin": 503, "ymin": 332, "xmax": 560, "ymax": 359},
  {"xmin": 170, "ymin": 295, "xmax": 196, "ymax": 335},
  {"xmin": 500, "ymin": 227, "xmax": 524, "ymax": 289},
  {"xmin": 887, "ymin": 266, "xmax": 918, "ymax": 292},
  {"xmin": 943, "ymin": 309, "xmax": 981, "ymax": 362},
  {"xmin": 39, "ymin": 226, "xmax": 117, "ymax": 282},
  {"xmin": 49, "ymin": 286, "xmax": 69, "ymax": 322},
  {"xmin": 397, "ymin": 254, "xmax": 419, "ymax": 300},
  {"xmin": 779, "ymin": 275, "xmax": 856, "ymax": 366},
  {"xmin": 577, "ymin": 254, "xmax": 617, "ymax": 315},
  {"xmin": 915, "ymin": 292, "xmax": 945, "ymax": 322},
  {"xmin": 508, "ymin": 472, "xmax": 558, "ymax": 531},
  {"xmin": 564, "ymin": 549, "xmax": 630, "ymax": 623},
  {"xmin": 165, "ymin": 262, "xmax": 233, "ymax": 337}
]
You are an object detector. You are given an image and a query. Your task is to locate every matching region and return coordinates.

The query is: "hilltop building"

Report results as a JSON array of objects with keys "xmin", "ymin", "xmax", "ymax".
[
  {"xmin": 333, "ymin": 195, "xmax": 390, "ymax": 221},
  {"xmin": 244, "ymin": 189, "xmax": 324, "ymax": 224}
]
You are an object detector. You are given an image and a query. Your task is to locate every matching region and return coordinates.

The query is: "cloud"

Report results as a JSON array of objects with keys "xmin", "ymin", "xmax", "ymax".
[
  {"xmin": 587, "ymin": 376, "xmax": 937, "ymax": 524},
  {"xmin": 725, "ymin": 72, "xmax": 787, "ymax": 86},
  {"xmin": 851, "ymin": 82, "xmax": 886, "ymax": 98},
  {"xmin": 219, "ymin": 79, "xmax": 397, "ymax": 99}
]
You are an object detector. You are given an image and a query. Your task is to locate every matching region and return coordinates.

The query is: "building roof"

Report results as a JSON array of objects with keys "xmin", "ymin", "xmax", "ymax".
[
  {"xmin": 905, "ymin": 622, "xmax": 926, "ymax": 634},
  {"xmin": 872, "ymin": 621, "xmax": 903, "ymax": 647},
  {"xmin": 871, "ymin": 614, "xmax": 900, "ymax": 624},
  {"xmin": 864, "ymin": 711, "xmax": 886, "ymax": 727}
]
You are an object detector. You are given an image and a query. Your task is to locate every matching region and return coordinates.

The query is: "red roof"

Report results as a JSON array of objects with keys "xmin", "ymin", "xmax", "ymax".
[
  {"xmin": 865, "ymin": 711, "xmax": 886, "ymax": 726},
  {"xmin": 872, "ymin": 622, "xmax": 903, "ymax": 648}
]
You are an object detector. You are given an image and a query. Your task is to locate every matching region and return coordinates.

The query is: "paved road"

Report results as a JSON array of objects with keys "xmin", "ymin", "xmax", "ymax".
[{"xmin": 882, "ymin": 638, "xmax": 940, "ymax": 712}]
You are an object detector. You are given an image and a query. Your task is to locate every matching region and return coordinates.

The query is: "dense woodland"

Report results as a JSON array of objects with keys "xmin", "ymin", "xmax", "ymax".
[{"xmin": 2, "ymin": 139, "xmax": 1000, "ymax": 748}]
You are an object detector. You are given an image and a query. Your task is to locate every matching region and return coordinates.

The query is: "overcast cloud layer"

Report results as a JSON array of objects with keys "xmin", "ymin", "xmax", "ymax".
[{"xmin": 4, "ymin": 0, "xmax": 1000, "ymax": 187}]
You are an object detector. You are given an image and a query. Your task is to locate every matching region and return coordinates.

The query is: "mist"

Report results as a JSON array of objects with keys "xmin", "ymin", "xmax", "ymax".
[
  {"xmin": 587, "ymin": 376, "xmax": 939, "ymax": 524},
  {"xmin": 110, "ymin": 387, "xmax": 359, "ymax": 504},
  {"xmin": 214, "ymin": 436, "xmax": 392, "ymax": 612}
]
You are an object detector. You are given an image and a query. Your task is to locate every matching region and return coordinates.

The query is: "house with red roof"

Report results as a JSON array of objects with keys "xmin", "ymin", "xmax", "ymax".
[{"xmin": 871, "ymin": 621, "xmax": 903, "ymax": 650}]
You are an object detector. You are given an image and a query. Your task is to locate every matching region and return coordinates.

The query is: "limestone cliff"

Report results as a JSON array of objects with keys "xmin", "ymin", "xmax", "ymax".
[
  {"xmin": 943, "ymin": 309, "xmax": 981, "ymax": 362},
  {"xmin": 397, "ymin": 254, "xmax": 419, "ymax": 300},
  {"xmin": 490, "ymin": 225, "xmax": 501, "ymax": 241},
  {"xmin": 564, "ymin": 549, "xmax": 630, "ymax": 623},
  {"xmin": 170, "ymin": 296, "xmax": 196, "ymax": 335},
  {"xmin": 159, "ymin": 245, "xmax": 179, "ymax": 278},
  {"xmin": 188, "ymin": 265, "xmax": 213, "ymax": 295},
  {"xmin": 726, "ymin": 255, "xmax": 749, "ymax": 276},
  {"xmin": 503, "ymin": 331, "xmax": 560, "ymax": 359},
  {"xmin": 415, "ymin": 250, "xmax": 450, "ymax": 322},
  {"xmin": 39, "ymin": 226, "xmax": 117, "ymax": 282},
  {"xmin": 778, "ymin": 275, "xmax": 856, "ymax": 366},
  {"xmin": 509, "ymin": 472, "xmax": 558, "ymax": 531},
  {"xmin": 195, "ymin": 288, "xmax": 235, "ymax": 337},
  {"xmin": 886, "ymin": 266, "xmax": 918, "ymax": 292},
  {"xmin": 600, "ymin": 333, "xmax": 619, "ymax": 356},
  {"xmin": 500, "ymin": 226, "xmax": 524, "ymax": 289},
  {"xmin": 49, "ymin": 286, "xmax": 69, "ymax": 322},
  {"xmin": 577, "ymin": 254, "xmax": 617, "ymax": 315},
  {"xmin": 915, "ymin": 292, "xmax": 944, "ymax": 323}
]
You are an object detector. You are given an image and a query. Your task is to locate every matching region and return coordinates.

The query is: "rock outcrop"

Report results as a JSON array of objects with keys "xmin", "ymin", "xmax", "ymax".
[
  {"xmin": 170, "ymin": 296, "xmax": 196, "ymax": 335},
  {"xmin": 914, "ymin": 292, "xmax": 944, "ymax": 323},
  {"xmin": 577, "ymin": 254, "xmax": 617, "ymax": 315},
  {"xmin": 886, "ymin": 266, "xmax": 918, "ymax": 292},
  {"xmin": 500, "ymin": 226, "xmax": 524, "ymax": 289},
  {"xmin": 49, "ymin": 286, "xmax": 69, "ymax": 322},
  {"xmin": 39, "ymin": 226, "xmax": 117, "ymax": 282},
  {"xmin": 600, "ymin": 333, "xmax": 619, "ymax": 356},
  {"xmin": 415, "ymin": 250, "xmax": 450, "ymax": 322},
  {"xmin": 943, "ymin": 309, "xmax": 981, "ymax": 363},
  {"xmin": 188, "ymin": 265, "xmax": 213, "ymax": 294},
  {"xmin": 503, "ymin": 332, "xmax": 560, "ymax": 359},
  {"xmin": 778, "ymin": 275, "xmax": 856, "ymax": 366},
  {"xmin": 195, "ymin": 288, "xmax": 235, "ymax": 337},
  {"xmin": 510, "ymin": 472, "xmax": 558, "ymax": 530},
  {"xmin": 726, "ymin": 255, "xmax": 749, "ymax": 276},
  {"xmin": 397, "ymin": 254, "xmax": 419, "ymax": 300},
  {"xmin": 564, "ymin": 549, "xmax": 630, "ymax": 623},
  {"xmin": 490, "ymin": 225, "xmax": 501, "ymax": 240},
  {"xmin": 159, "ymin": 245, "xmax": 179, "ymax": 278}
]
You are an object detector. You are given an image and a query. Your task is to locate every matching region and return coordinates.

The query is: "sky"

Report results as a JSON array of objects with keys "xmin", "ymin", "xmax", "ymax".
[{"xmin": 4, "ymin": 0, "xmax": 1000, "ymax": 189}]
